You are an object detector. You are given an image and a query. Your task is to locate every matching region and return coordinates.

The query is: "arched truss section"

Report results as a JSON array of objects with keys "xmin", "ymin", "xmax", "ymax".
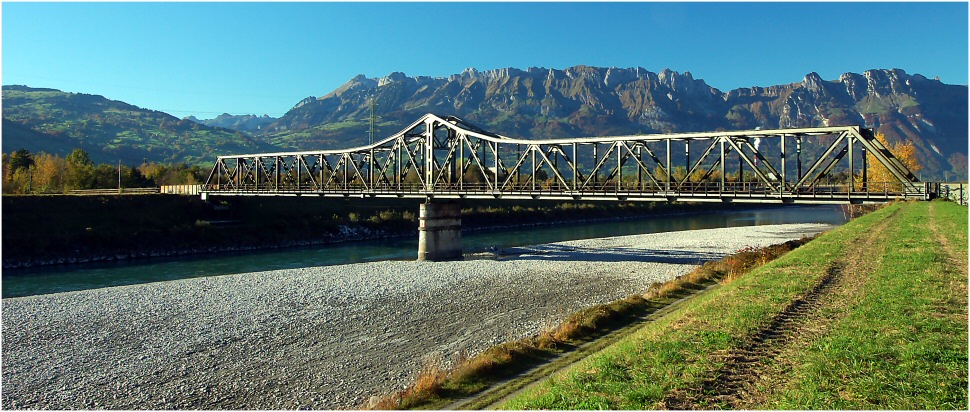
[{"xmin": 202, "ymin": 113, "xmax": 924, "ymax": 204}]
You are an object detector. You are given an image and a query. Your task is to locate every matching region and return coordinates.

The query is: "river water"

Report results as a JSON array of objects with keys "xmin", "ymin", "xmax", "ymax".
[{"xmin": 1, "ymin": 205, "xmax": 847, "ymax": 298}]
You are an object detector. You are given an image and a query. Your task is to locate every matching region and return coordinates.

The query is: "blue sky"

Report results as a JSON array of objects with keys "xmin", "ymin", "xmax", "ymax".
[{"xmin": 3, "ymin": 2, "xmax": 967, "ymax": 119}]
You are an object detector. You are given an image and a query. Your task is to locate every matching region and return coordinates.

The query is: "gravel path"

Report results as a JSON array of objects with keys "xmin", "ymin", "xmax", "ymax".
[{"xmin": 2, "ymin": 223, "xmax": 831, "ymax": 409}]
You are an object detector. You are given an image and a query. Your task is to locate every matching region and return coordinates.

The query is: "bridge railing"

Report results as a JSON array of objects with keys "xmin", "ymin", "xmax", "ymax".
[{"xmin": 201, "ymin": 180, "xmax": 924, "ymax": 202}]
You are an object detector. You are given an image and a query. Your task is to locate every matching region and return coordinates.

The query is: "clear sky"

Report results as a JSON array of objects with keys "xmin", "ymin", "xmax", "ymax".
[{"xmin": 2, "ymin": 1, "xmax": 967, "ymax": 119}]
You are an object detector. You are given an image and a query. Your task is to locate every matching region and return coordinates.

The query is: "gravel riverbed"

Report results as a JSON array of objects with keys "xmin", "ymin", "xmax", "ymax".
[{"xmin": 2, "ymin": 223, "xmax": 831, "ymax": 409}]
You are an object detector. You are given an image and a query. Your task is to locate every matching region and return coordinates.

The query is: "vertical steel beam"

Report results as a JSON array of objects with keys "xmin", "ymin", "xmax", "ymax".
[
  {"xmin": 685, "ymin": 139, "xmax": 690, "ymax": 181},
  {"xmin": 738, "ymin": 139, "xmax": 744, "ymax": 183},
  {"xmin": 666, "ymin": 139, "xmax": 671, "ymax": 192},
  {"xmin": 531, "ymin": 146, "xmax": 537, "ymax": 192},
  {"xmin": 593, "ymin": 143, "xmax": 598, "ymax": 185},
  {"xmin": 617, "ymin": 142, "xmax": 622, "ymax": 190},
  {"xmin": 720, "ymin": 138, "xmax": 726, "ymax": 189},
  {"xmin": 848, "ymin": 135, "xmax": 854, "ymax": 192},
  {"xmin": 458, "ymin": 135, "xmax": 464, "ymax": 190},
  {"xmin": 637, "ymin": 145, "xmax": 643, "ymax": 190},
  {"xmin": 781, "ymin": 135, "xmax": 787, "ymax": 193},
  {"xmin": 493, "ymin": 141, "xmax": 498, "ymax": 190},
  {"xmin": 425, "ymin": 121, "xmax": 435, "ymax": 191},
  {"xmin": 572, "ymin": 143, "xmax": 578, "ymax": 191}
]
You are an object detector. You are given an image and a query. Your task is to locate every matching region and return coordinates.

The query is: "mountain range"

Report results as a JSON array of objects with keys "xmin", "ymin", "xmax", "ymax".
[
  {"xmin": 2, "ymin": 85, "xmax": 278, "ymax": 165},
  {"xmin": 3, "ymin": 66, "xmax": 967, "ymax": 179},
  {"xmin": 185, "ymin": 113, "xmax": 277, "ymax": 133}
]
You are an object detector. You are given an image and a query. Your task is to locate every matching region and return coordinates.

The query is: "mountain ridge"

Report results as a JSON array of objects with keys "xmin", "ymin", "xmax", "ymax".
[
  {"xmin": 185, "ymin": 113, "xmax": 278, "ymax": 133},
  {"xmin": 258, "ymin": 66, "xmax": 964, "ymax": 179},
  {"xmin": 3, "ymin": 65, "xmax": 966, "ymax": 179}
]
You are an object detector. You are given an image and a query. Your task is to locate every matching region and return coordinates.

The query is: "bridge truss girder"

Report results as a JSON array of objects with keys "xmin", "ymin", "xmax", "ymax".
[{"xmin": 202, "ymin": 113, "xmax": 924, "ymax": 204}]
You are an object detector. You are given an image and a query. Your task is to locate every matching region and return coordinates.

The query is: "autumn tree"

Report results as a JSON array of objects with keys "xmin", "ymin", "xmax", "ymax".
[
  {"xmin": 7, "ymin": 149, "xmax": 34, "ymax": 177},
  {"xmin": 64, "ymin": 148, "xmax": 96, "ymax": 190},
  {"xmin": 31, "ymin": 153, "xmax": 66, "ymax": 193},
  {"xmin": 138, "ymin": 162, "xmax": 205, "ymax": 185},
  {"xmin": 2, "ymin": 149, "xmax": 36, "ymax": 194},
  {"xmin": 866, "ymin": 132, "xmax": 922, "ymax": 184}
]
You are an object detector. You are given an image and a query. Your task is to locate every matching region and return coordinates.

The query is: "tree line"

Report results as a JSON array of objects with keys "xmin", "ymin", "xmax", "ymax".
[{"xmin": 2, "ymin": 148, "xmax": 208, "ymax": 194}]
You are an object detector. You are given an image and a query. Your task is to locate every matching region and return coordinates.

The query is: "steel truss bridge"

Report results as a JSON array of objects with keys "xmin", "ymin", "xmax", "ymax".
[{"xmin": 201, "ymin": 113, "xmax": 924, "ymax": 204}]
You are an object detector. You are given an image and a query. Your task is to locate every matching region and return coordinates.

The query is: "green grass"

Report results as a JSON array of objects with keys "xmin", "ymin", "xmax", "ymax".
[
  {"xmin": 768, "ymin": 201, "xmax": 968, "ymax": 409},
  {"xmin": 500, "ymin": 201, "xmax": 968, "ymax": 409},
  {"xmin": 368, "ymin": 238, "xmax": 813, "ymax": 410}
]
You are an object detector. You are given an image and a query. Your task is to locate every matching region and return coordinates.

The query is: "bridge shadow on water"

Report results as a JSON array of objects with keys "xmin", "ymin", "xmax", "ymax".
[{"xmin": 497, "ymin": 244, "xmax": 725, "ymax": 265}]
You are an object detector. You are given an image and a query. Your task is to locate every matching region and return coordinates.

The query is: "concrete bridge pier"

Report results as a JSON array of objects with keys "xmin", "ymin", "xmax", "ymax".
[{"xmin": 418, "ymin": 201, "xmax": 462, "ymax": 261}]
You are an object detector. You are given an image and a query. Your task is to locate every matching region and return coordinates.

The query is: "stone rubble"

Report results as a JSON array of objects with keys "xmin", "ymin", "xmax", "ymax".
[{"xmin": 1, "ymin": 223, "xmax": 830, "ymax": 409}]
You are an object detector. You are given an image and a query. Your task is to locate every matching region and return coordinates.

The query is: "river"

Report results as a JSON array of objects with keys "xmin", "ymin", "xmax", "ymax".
[{"xmin": 1, "ymin": 205, "xmax": 847, "ymax": 298}]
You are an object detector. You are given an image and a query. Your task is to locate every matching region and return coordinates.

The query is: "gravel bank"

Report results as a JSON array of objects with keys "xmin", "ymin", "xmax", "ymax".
[{"xmin": 2, "ymin": 223, "xmax": 831, "ymax": 409}]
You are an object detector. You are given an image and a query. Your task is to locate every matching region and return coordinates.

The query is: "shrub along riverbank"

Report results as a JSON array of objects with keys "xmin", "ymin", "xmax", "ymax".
[
  {"xmin": 494, "ymin": 200, "xmax": 967, "ymax": 410},
  {"xmin": 2, "ymin": 194, "xmax": 757, "ymax": 269}
]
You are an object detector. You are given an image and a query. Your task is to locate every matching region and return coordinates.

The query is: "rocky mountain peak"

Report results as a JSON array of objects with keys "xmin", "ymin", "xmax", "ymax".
[
  {"xmin": 378, "ymin": 72, "xmax": 409, "ymax": 87},
  {"xmin": 657, "ymin": 68, "xmax": 714, "ymax": 99},
  {"xmin": 323, "ymin": 75, "xmax": 378, "ymax": 99},
  {"xmin": 838, "ymin": 72, "xmax": 868, "ymax": 101},
  {"xmin": 802, "ymin": 72, "xmax": 826, "ymax": 94},
  {"xmin": 292, "ymin": 96, "xmax": 317, "ymax": 110},
  {"xmin": 603, "ymin": 67, "xmax": 638, "ymax": 87}
]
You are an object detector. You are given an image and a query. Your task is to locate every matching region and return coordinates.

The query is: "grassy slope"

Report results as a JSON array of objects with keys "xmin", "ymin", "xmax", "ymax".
[
  {"xmin": 501, "ymin": 201, "xmax": 968, "ymax": 410},
  {"xmin": 767, "ymin": 200, "xmax": 969, "ymax": 409},
  {"xmin": 2, "ymin": 87, "xmax": 271, "ymax": 165}
]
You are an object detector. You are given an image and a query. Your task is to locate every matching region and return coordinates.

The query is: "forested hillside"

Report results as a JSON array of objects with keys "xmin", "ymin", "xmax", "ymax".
[{"xmin": 1, "ymin": 86, "xmax": 278, "ymax": 165}]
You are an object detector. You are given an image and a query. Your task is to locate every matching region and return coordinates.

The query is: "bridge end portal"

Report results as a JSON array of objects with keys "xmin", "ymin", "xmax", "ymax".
[{"xmin": 417, "ymin": 201, "xmax": 463, "ymax": 261}]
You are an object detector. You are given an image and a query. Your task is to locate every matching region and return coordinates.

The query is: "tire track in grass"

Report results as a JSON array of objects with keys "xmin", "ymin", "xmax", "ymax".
[
  {"xmin": 663, "ymin": 262, "xmax": 843, "ymax": 410},
  {"xmin": 664, "ymin": 206, "xmax": 898, "ymax": 410},
  {"xmin": 928, "ymin": 202, "xmax": 968, "ymax": 278}
]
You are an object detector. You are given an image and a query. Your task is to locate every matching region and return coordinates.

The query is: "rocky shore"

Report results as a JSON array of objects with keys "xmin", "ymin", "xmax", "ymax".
[{"xmin": 1, "ymin": 223, "xmax": 831, "ymax": 409}]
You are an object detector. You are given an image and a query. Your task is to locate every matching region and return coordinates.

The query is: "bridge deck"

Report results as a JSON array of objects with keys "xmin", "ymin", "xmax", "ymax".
[{"xmin": 201, "ymin": 183, "xmax": 926, "ymax": 205}]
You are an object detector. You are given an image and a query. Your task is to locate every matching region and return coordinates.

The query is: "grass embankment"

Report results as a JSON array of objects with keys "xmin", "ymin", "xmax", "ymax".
[
  {"xmin": 368, "ymin": 235, "xmax": 815, "ymax": 409},
  {"xmin": 500, "ymin": 200, "xmax": 968, "ymax": 410}
]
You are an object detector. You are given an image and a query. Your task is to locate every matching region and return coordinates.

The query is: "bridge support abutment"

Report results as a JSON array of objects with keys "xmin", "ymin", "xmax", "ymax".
[{"xmin": 417, "ymin": 201, "xmax": 462, "ymax": 261}]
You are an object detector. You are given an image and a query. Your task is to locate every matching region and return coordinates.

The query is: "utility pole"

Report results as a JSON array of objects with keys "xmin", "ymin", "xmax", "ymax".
[{"xmin": 118, "ymin": 159, "xmax": 122, "ymax": 193}]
